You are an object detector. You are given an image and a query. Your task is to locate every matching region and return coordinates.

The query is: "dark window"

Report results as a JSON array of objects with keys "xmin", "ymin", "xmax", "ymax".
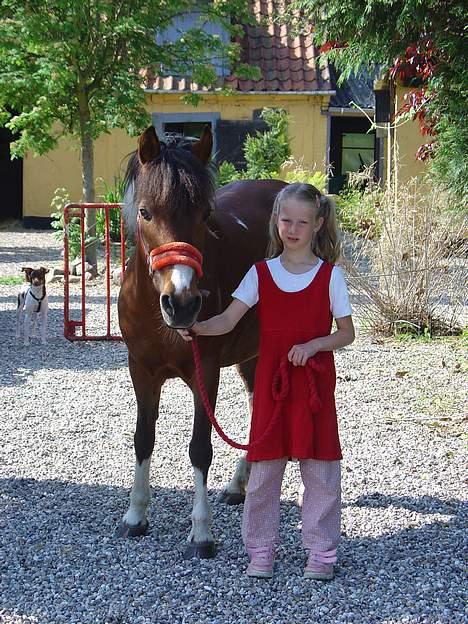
[
  {"xmin": 163, "ymin": 121, "xmax": 211, "ymax": 140},
  {"xmin": 215, "ymin": 119, "xmax": 268, "ymax": 168},
  {"xmin": 341, "ymin": 133, "xmax": 375, "ymax": 175}
]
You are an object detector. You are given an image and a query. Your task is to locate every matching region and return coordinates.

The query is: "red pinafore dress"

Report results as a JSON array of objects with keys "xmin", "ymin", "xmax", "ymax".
[{"xmin": 246, "ymin": 260, "xmax": 342, "ymax": 462}]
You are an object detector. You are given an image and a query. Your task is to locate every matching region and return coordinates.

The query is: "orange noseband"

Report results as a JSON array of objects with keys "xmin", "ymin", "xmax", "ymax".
[{"xmin": 149, "ymin": 242, "xmax": 203, "ymax": 279}]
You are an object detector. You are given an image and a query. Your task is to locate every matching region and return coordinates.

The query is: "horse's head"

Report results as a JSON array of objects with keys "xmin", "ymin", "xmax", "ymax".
[{"xmin": 127, "ymin": 125, "xmax": 214, "ymax": 328}]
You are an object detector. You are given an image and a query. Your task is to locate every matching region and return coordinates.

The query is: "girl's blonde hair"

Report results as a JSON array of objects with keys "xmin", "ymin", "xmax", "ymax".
[{"xmin": 267, "ymin": 183, "xmax": 341, "ymax": 263}]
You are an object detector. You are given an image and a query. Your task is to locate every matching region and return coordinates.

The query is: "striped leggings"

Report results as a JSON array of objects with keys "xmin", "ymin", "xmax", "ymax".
[{"xmin": 242, "ymin": 458, "xmax": 341, "ymax": 560}]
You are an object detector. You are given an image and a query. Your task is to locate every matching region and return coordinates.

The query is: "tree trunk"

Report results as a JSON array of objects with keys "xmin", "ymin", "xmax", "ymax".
[{"xmin": 78, "ymin": 91, "xmax": 97, "ymax": 270}]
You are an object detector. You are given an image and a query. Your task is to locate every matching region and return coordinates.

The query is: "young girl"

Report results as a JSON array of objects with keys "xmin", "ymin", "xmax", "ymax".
[{"xmin": 178, "ymin": 183, "xmax": 355, "ymax": 580}]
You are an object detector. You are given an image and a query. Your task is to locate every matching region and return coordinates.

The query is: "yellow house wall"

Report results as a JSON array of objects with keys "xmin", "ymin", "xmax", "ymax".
[
  {"xmin": 147, "ymin": 93, "xmax": 329, "ymax": 173},
  {"xmin": 393, "ymin": 85, "xmax": 428, "ymax": 187},
  {"xmin": 23, "ymin": 128, "xmax": 136, "ymax": 218},
  {"xmin": 23, "ymin": 92, "xmax": 329, "ymax": 218},
  {"xmin": 23, "ymin": 88, "xmax": 430, "ymax": 219}
]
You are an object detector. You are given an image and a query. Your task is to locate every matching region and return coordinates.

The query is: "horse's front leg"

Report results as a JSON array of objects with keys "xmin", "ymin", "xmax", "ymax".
[
  {"xmin": 184, "ymin": 361, "xmax": 220, "ymax": 559},
  {"xmin": 218, "ymin": 357, "xmax": 256, "ymax": 505},
  {"xmin": 117, "ymin": 356, "xmax": 161, "ymax": 538}
]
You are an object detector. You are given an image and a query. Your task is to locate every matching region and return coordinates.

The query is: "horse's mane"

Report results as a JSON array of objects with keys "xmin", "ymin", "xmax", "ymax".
[{"xmin": 123, "ymin": 135, "xmax": 215, "ymax": 238}]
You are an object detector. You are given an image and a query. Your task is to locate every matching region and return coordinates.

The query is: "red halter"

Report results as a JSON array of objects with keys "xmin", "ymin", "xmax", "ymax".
[
  {"xmin": 137, "ymin": 217, "xmax": 203, "ymax": 278},
  {"xmin": 149, "ymin": 242, "xmax": 203, "ymax": 278}
]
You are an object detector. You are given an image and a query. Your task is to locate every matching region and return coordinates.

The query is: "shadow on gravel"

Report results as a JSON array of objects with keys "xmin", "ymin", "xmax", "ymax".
[
  {"xmin": 1, "ymin": 338, "xmax": 128, "ymax": 387},
  {"xmin": 0, "ymin": 476, "xmax": 465, "ymax": 624},
  {"xmin": 0, "ymin": 294, "xmax": 119, "ymax": 304},
  {"xmin": 0, "ymin": 246, "xmax": 62, "ymax": 266},
  {"xmin": 1, "ymin": 285, "xmax": 127, "ymax": 387},
  {"xmin": 350, "ymin": 491, "xmax": 464, "ymax": 516}
]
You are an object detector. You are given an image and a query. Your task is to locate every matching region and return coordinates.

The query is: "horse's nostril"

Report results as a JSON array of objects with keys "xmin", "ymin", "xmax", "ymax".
[
  {"xmin": 161, "ymin": 294, "xmax": 175, "ymax": 318},
  {"xmin": 161, "ymin": 293, "xmax": 202, "ymax": 325},
  {"xmin": 190, "ymin": 295, "xmax": 202, "ymax": 316}
]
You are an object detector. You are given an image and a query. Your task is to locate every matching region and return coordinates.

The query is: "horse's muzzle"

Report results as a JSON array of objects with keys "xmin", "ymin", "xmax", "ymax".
[{"xmin": 160, "ymin": 293, "xmax": 202, "ymax": 328}]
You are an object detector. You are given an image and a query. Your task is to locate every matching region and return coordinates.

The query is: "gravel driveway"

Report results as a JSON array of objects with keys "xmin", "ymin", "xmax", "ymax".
[{"xmin": 0, "ymin": 227, "xmax": 466, "ymax": 624}]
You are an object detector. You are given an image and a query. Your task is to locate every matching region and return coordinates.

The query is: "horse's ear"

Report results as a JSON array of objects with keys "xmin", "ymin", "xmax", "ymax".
[
  {"xmin": 192, "ymin": 125, "xmax": 213, "ymax": 165},
  {"xmin": 138, "ymin": 126, "xmax": 161, "ymax": 164}
]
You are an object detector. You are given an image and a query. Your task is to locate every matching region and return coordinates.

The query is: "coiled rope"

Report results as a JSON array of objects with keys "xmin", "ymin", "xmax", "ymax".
[{"xmin": 191, "ymin": 339, "xmax": 324, "ymax": 451}]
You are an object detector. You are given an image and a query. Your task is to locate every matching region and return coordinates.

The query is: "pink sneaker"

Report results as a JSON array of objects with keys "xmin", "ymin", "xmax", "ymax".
[
  {"xmin": 246, "ymin": 545, "xmax": 275, "ymax": 578},
  {"xmin": 304, "ymin": 550, "xmax": 335, "ymax": 580}
]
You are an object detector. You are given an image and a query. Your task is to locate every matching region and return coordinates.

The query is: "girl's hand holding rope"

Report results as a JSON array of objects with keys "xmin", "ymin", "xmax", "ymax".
[
  {"xmin": 176, "ymin": 324, "xmax": 200, "ymax": 342},
  {"xmin": 288, "ymin": 340, "xmax": 320, "ymax": 367}
]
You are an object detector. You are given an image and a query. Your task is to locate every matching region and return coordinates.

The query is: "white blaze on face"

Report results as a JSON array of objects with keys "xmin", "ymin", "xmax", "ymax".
[{"xmin": 170, "ymin": 264, "xmax": 195, "ymax": 295}]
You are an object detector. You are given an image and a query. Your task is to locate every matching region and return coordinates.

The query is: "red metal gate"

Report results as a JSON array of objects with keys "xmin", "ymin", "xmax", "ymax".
[{"xmin": 63, "ymin": 203, "xmax": 126, "ymax": 341}]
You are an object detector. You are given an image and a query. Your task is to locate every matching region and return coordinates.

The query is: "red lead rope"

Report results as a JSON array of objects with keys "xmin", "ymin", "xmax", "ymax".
[{"xmin": 191, "ymin": 339, "xmax": 324, "ymax": 451}]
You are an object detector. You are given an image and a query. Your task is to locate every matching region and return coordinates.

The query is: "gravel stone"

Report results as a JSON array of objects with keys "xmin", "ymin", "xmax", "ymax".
[{"xmin": 0, "ymin": 227, "xmax": 466, "ymax": 623}]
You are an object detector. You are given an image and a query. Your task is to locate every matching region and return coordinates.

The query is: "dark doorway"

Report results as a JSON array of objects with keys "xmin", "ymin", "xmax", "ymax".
[
  {"xmin": 328, "ymin": 116, "xmax": 377, "ymax": 194},
  {"xmin": 0, "ymin": 125, "xmax": 23, "ymax": 220}
]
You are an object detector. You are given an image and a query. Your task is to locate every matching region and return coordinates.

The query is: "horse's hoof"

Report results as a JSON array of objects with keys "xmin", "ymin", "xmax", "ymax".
[
  {"xmin": 183, "ymin": 541, "xmax": 216, "ymax": 559},
  {"xmin": 116, "ymin": 520, "xmax": 149, "ymax": 538},
  {"xmin": 218, "ymin": 489, "xmax": 245, "ymax": 505}
]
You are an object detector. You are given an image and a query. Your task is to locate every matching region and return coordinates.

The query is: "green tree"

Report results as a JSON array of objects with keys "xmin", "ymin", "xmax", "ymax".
[
  {"xmin": 291, "ymin": 0, "xmax": 468, "ymax": 201},
  {"xmin": 0, "ymin": 0, "xmax": 256, "ymax": 266}
]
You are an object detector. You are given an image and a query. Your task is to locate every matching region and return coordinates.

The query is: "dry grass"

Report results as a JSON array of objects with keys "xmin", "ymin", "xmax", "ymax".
[{"xmin": 340, "ymin": 180, "xmax": 467, "ymax": 336}]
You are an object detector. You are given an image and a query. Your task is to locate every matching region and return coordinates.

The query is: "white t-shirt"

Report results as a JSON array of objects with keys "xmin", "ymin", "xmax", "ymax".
[{"xmin": 232, "ymin": 257, "xmax": 352, "ymax": 319}]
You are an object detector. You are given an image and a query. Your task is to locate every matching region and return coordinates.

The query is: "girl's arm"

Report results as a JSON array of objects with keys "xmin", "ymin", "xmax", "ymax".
[
  {"xmin": 177, "ymin": 298, "xmax": 250, "ymax": 341},
  {"xmin": 288, "ymin": 315, "xmax": 355, "ymax": 366}
]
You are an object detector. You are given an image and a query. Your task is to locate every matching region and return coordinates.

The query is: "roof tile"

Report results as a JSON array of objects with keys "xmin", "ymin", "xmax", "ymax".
[
  {"xmin": 145, "ymin": 0, "xmax": 332, "ymax": 93},
  {"xmin": 288, "ymin": 58, "xmax": 305, "ymax": 72}
]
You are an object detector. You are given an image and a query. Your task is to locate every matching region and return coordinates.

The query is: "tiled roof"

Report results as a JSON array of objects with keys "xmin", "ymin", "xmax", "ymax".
[
  {"xmin": 144, "ymin": 1, "xmax": 332, "ymax": 94},
  {"xmin": 226, "ymin": 0, "xmax": 332, "ymax": 92}
]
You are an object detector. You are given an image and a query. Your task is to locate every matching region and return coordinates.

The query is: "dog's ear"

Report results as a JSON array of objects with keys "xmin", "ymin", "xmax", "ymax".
[
  {"xmin": 40, "ymin": 267, "xmax": 49, "ymax": 274},
  {"xmin": 21, "ymin": 267, "xmax": 33, "ymax": 281}
]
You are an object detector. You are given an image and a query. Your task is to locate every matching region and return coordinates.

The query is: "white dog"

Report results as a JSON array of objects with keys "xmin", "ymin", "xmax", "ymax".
[{"xmin": 16, "ymin": 267, "xmax": 49, "ymax": 345}]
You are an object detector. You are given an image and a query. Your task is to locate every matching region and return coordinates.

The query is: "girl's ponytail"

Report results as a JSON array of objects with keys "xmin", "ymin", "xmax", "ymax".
[{"xmin": 313, "ymin": 195, "xmax": 341, "ymax": 264}]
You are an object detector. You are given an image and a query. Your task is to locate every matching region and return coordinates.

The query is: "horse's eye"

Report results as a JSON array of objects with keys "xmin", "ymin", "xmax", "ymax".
[{"xmin": 139, "ymin": 208, "xmax": 152, "ymax": 221}]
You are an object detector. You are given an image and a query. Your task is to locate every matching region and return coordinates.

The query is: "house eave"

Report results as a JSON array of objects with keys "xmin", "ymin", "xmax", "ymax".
[
  {"xmin": 144, "ymin": 89, "xmax": 336, "ymax": 96},
  {"xmin": 328, "ymin": 106, "xmax": 374, "ymax": 116}
]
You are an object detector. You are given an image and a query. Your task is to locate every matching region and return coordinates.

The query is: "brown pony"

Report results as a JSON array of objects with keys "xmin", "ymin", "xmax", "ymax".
[{"xmin": 117, "ymin": 125, "xmax": 285, "ymax": 558}]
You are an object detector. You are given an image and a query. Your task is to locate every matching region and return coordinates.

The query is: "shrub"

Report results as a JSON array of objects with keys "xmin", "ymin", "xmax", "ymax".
[
  {"xmin": 216, "ymin": 161, "xmax": 242, "ymax": 187},
  {"xmin": 341, "ymin": 180, "xmax": 467, "ymax": 337},
  {"xmin": 281, "ymin": 157, "xmax": 327, "ymax": 192},
  {"xmin": 216, "ymin": 108, "xmax": 291, "ymax": 187},
  {"xmin": 95, "ymin": 177, "xmax": 124, "ymax": 242},
  {"xmin": 335, "ymin": 167, "xmax": 382, "ymax": 239},
  {"xmin": 216, "ymin": 110, "xmax": 330, "ymax": 192},
  {"xmin": 50, "ymin": 187, "xmax": 82, "ymax": 261},
  {"xmin": 243, "ymin": 108, "xmax": 290, "ymax": 179},
  {"xmin": 335, "ymin": 188, "xmax": 382, "ymax": 239},
  {"xmin": 50, "ymin": 177, "xmax": 124, "ymax": 261}
]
